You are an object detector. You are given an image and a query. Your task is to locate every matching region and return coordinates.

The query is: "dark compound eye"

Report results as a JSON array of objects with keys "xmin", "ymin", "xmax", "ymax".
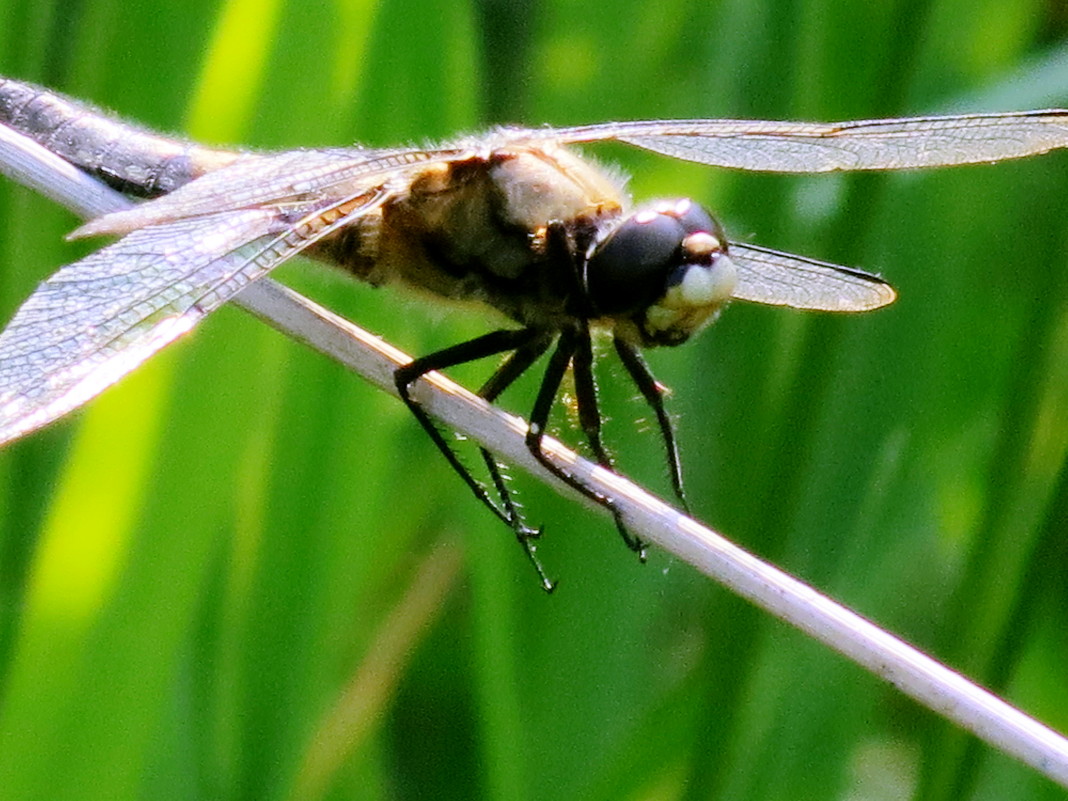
[
  {"xmin": 585, "ymin": 199, "xmax": 726, "ymax": 315},
  {"xmin": 670, "ymin": 197, "xmax": 720, "ymax": 237}
]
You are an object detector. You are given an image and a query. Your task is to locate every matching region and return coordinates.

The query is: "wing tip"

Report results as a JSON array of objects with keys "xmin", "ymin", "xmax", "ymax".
[{"xmin": 862, "ymin": 281, "xmax": 897, "ymax": 311}]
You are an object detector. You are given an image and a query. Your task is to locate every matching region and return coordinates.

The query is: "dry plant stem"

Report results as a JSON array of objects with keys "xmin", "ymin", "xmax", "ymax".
[{"xmin": 2, "ymin": 122, "xmax": 1067, "ymax": 788}]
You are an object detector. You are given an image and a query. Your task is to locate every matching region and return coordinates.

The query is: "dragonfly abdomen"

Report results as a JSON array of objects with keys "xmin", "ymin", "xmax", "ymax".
[{"xmin": 0, "ymin": 77, "xmax": 240, "ymax": 197}]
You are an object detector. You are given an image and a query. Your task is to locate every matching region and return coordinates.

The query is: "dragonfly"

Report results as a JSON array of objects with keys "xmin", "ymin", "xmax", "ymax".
[{"xmin": 1, "ymin": 76, "xmax": 1066, "ymax": 588}]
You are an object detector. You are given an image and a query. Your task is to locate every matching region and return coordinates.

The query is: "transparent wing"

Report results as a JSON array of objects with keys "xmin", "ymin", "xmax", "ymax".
[
  {"xmin": 728, "ymin": 243, "xmax": 896, "ymax": 311},
  {"xmin": 0, "ymin": 209, "xmax": 276, "ymax": 443},
  {"xmin": 74, "ymin": 144, "xmax": 467, "ymax": 237},
  {"xmin": 549, "ymin": 112, "xmax": 1068, "ymax": 172},
  {"xmin": 0, "ymin": 187, "xmax": 390, "ymax": 444}
]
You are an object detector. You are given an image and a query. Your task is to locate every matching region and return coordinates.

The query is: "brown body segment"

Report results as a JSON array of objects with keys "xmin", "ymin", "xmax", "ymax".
[{"xmin": 314, "ymin": 144, "xmax": 627, "ymax": 330}]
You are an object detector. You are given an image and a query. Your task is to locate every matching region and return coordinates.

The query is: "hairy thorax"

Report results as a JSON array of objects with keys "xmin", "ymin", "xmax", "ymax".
[{"xmin": 314, "ymin": 143, "xmax": 626, "ymax": 329}]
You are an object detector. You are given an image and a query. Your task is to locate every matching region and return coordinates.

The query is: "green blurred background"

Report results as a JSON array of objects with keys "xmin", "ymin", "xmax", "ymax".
[{"xmin": 1, "ymin": 0, "xmax": 1067, "ymax": 799}]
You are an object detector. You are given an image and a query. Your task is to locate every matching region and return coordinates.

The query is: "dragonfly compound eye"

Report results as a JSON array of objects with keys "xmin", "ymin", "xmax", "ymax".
[{"xmin": 586, "ymin": 199, "xmax": 737, "ymax": 346}]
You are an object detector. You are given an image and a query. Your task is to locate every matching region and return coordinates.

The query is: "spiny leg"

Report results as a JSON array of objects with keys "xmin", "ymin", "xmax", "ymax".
[
  {"xmin": 476, "ymin": 333, "xmax": 557, "ymax": 589},
  {"xmin": 571, "ymin": 326, "xmax": 647, "ymax": 556},
  {"xmin": 394, "ymin": 327, "xmax": 558, "ymax": 590},
  {"xmin": 475, "ymin": 331, "xmax": 556, "ymax": 503},
  {"xmin": 395, "ymin": 328, "xmax": 540, "ymax": 527},
  {"xmin": 524, "ymin": 328, "xmax": 646, "ymax": 557},
  {"xmin": 614, "ymin": 338, "xmax": 689, "ymax": 514},
  {"xmin": 570, "ymin": 321, "xmax": 610, "ymax": 465}
]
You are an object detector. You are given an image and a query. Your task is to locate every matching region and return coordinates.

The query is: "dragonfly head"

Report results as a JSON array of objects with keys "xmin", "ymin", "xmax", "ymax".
[{"xmin": 585, "ymin": 198, "xmax": 737, "ymax": 347}]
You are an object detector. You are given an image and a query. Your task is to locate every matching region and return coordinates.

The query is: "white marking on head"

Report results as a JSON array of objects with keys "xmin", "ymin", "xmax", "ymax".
[{"xmin": 642, "ymin": 253, "xmax": 738, "ymax": 343}]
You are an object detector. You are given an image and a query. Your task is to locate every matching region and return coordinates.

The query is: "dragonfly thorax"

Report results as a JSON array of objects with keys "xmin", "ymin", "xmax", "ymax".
[{"xmin": 322, "ymin": 145, "xmax": 627, "ymax": 331}]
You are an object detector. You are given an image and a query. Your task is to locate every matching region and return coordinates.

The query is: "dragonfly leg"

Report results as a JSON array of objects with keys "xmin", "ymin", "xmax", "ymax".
[
  {"xmin": 572, "ymin": 326, "xmax": 648, "ymax": 557},
  {"xmin": 613, "ymin": 338, "xmax": 689, "ymax": 514},
  {"xmin": 475, "ymin": 333, "xmax": 557, "ymax": 588},
  {"xmin": 525, "ymin": 328, "xmax": 648, "ymax": 559},
  {"xmin": 394, "ymin": 327, "xmax": 558, "ymax": 591}
]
